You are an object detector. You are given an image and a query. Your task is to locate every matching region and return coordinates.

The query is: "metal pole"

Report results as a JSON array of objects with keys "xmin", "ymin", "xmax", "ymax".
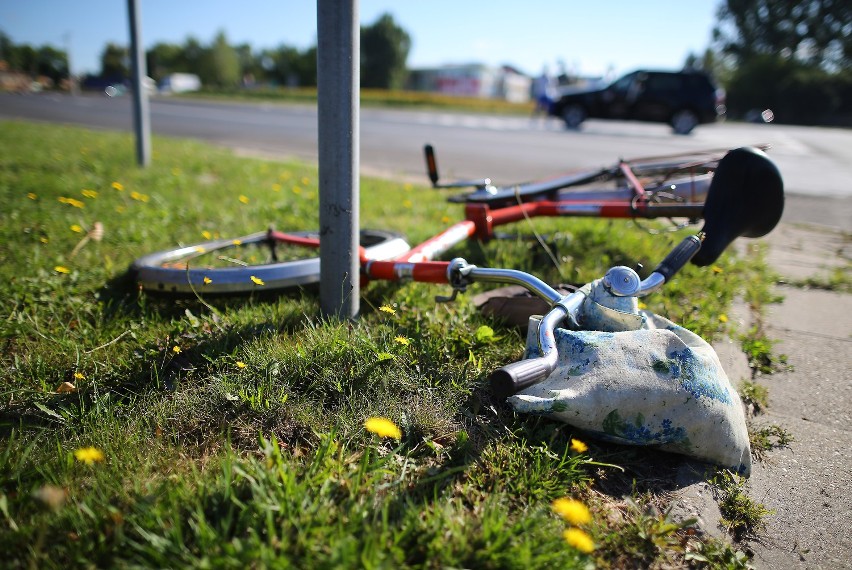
[
  {"xmin": 127, "ymin": 0, "xmax": 151, "ymax": 167},
  {"xmin": 317, "ymin": 0, "xmax": 360, "ymax": 319}
]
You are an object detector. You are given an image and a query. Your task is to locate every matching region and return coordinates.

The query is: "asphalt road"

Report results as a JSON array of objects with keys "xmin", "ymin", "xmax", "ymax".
[{"xmin": 2, "ymin": 92, "xmax": 850, "ymax": 228}]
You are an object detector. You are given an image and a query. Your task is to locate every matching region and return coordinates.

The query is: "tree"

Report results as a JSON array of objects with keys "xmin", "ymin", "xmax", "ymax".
[
  {"xmin": 100, "ymin": 42, "xmax": 128, "ymax": 79},
  {"xmin": 714, "ymin": 0, "xmax": 852, "ymax": 71},
  {"xmin": 198, "ymin": 31, "xmax": 240, "ymax": 88},
  {"xmin": 360, "ymin": 13, "xmax": 411, "ymax": 89},
  {"xmin": 146, "ymin": 42, "xmax": 184, "ymax": 81}
]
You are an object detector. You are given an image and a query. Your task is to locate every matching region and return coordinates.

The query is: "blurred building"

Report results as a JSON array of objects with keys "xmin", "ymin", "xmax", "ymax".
[{"xmin": 407, "ymin": 63, "xmax": 531, "ymax": 103}]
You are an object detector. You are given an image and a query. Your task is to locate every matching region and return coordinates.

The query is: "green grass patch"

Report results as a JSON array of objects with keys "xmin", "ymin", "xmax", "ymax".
[
  {"xmin": 181, "ymin": 86, "xmax": 537, "ymax": 115},
  {"xmin": 1, "ymin": 119, "xmax": 766, "ymax": 567}
]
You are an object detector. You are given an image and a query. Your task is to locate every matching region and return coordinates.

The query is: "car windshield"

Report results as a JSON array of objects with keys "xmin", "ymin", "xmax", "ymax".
[{"xmin": 609, "ymin": 72, "xmax": 636, "ymax": 93}]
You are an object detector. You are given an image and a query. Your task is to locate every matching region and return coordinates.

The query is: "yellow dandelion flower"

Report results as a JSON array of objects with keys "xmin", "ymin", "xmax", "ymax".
[
  {"xmin": 111, "ymin": 181, "xmax": 124, "ymax": 191},
  {"xmin": 81, "ymin": 189, "xmax": 98, "ymax": 198},
  {"xmin": 59, "ymin": 197, "xmax": 85, "ymax": 208},
  {"xmin": 236, "ymin": 361, "xmax": 246, "ymax": 369},
  {"xmin": 232, "ymin": 239, "xmax": 242, "ymax": 246},
  {"xmin": 552, "ymin": 498, "xmax": 592, "ymax": 526},
  {"xmin": 73, "ymin": 372, "xmax": 85, "ymax": 380},
  {"xmin": 70, "ymin": 224, "xmax": 84, "ymax": 233},
  {"xmin": 73, "ymin": 446, "xmax": 105, "ymax": 465},
  {"xmin": 201, "ymin": 230, "xmax": 213, "ymax": 240},
  {"xmin": 172, "ymin": 345, "xmax": 181, "ymax": 354},
  {"xmin": 203, "ymin": 276, "xmax": 212, "ymax": 285},
  {"xmin": 279, "ymin": 171, "xmax": 292, "ymax": 180},
  {"xmin": 292, "ymin": 186, "xmax": 302, "ymax": 194},
  {"xmin": 719, "ymin": 314, "xmax": 729, "ymax": 323},
  {"xmin": 638, "ymin": 300, "xmax": 648, "ymax": 309},
  {"xmin": 570, "ymin": 438, "xmax": 588, "ymax": 453},
  {"xmin": 364, "ymin": 417, "xmax": 402, "ymax": 439},
  {"xmin": 272, "ymin": 183, "xmax": 282, "ymax": 192},
  {"xmin": 239, "ymin": 195, "xmax": 250, "ymax": 204},
  {"xmin": 130, "ymin": 191, "xmax": 149, "ymax": 202},
  {"xmin": 563, "ymin": 528, "xmax": 595, "ymax": 553},
  {"xmin": 403, "ymin": 183, "xmax": 413, "ymax": 191},
  {"xmin": 54, "ymin": 265, "xmax": 71, "ymax": 274},
  {"xmin": 403, "ymin": 199, "xmax": 413, "ymax": 209},
  {"xmin": 379, "ymin": 305, "xmax": 396, "ymax": 315},
  {"xmin": 441, "ymin": 215, "xmax": 451, "ymax": 224},
  {"xmin": 394, "ymin": 336, "xmax": 410, "ymax": 346},
  {"xmin": 300, "ymin": 176, "xmax": 310, "ymax": 185},
  {"xmin": 712, "ymin": 266, "xmax": 724, "ymax": 274},
  {"xmin": 115, "ymin": 205, "xmax": 126, "ymax": 213},
  {"xmin": 27, "ymin": 192, "xmax": 37, "ymax": 200},
  {"xmin": 40, "ymin": 237, "xmax": 49, "ymax": 244},
  {"xmin": 172, "ymin": 168, "xmax": 181, "ymax": 176},
  {"xmin": 250, "ymin": 275, "xmax": 265, "ymax": 286},
  {"xmin": 194, "ymin": 246, "xmax": 206, "ymax": 253}
]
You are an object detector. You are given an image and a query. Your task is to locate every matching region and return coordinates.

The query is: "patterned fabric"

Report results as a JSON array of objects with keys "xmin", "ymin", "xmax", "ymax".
[{"xmin": 508, "ymin": 279, "xmax": 752, "ymax": 475}]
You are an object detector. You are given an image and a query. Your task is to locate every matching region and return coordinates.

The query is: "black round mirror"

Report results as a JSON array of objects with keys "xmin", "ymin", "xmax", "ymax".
[{"xmin": 691, "ymin": 147, "xmax": 784, "ymax": 266}]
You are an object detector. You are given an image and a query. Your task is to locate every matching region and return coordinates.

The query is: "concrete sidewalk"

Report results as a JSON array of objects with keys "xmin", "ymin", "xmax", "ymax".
[
  {"xmin": 744, "ymin": 223, "xmax": 851, "ymax": 569},
  {"xmin": 672, "ymin": 218, "xmax": 851, "ymax": 568}
]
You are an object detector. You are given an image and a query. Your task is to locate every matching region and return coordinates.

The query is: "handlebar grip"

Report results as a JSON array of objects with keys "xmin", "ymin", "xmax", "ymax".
[
  {"xmin": 489, "ymin": 357, "xmax": 553, "ymax": 400},
  {"xmin": 424, "ymin": 144, "xmax": 439, "ymax": 186},
  {"xmin": 653, "ymin": 234, "xmax": 703, "ymax": 282}
]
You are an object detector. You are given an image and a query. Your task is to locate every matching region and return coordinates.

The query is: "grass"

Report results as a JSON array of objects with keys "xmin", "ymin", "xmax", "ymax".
[
  {"xmin": 0, "ymin": 119, "xmax": 781, "ymax": 568},
  {"xmin": 180, "ymin": 86, "xmax": 537, "ymax": 115}
]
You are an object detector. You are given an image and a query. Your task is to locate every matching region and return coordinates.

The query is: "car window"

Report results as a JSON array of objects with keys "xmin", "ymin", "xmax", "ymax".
[
  {"xmin": 646, "ymin": 74, "xmax": 682, "ymax": 92},
  {"xmin": 610, "ymin": 72, "xmax": 636, "ymax": 93}
]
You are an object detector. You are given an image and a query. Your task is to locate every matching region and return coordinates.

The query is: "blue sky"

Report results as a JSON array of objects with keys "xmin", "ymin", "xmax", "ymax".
[{"xmin": 2, "ymin": 1, "xmax": 721, "ymax": 78}]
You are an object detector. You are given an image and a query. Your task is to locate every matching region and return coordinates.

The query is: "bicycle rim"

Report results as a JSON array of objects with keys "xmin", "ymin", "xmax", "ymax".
[{"xmin": 131, "ymin": 229, "xmax": 411, "ymax": 294}]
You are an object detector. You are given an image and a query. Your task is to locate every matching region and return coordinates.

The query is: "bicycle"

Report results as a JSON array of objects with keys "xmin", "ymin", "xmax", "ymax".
[{"xmin": 131, "ymin": 145, "xmax": 784, "ymax": 398}]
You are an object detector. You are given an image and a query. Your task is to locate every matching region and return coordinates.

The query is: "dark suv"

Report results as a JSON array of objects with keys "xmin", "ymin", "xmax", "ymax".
[{"xmin": 549, "ymin": 69, "xmax": 725, "ymax": 134}]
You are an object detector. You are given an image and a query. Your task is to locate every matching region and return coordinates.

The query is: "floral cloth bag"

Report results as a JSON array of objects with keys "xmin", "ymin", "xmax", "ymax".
[{"xmin": 507, "ymin": 278, "xmax": 752, "ymax": 475}]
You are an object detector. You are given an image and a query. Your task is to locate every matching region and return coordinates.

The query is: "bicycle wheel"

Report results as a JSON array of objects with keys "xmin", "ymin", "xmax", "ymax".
[{"xmin": 131, "ymin": 229, "xmax": 411, "ymax": 294}]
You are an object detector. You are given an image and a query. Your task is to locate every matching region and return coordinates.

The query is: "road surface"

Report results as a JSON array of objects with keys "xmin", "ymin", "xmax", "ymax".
[{"xmin": 2, "ymin": 92, "xmax": 849, "ymax": 227}]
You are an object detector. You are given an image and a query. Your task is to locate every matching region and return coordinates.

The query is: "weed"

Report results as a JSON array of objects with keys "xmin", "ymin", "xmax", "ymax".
[
  {"xmin": 740, "ymin": 327, "xmax": 791, "ymax": 376},
  {"xmin": 749, "ymin": 424, "xmax": 793, "ymax": 461},
  {"xmin": 715, "ymin": 471, "xmax": 773, "ymax": 540},
  {"xmin": 739, "ymin": 380, "xmax": 769, "ymax": 413}
]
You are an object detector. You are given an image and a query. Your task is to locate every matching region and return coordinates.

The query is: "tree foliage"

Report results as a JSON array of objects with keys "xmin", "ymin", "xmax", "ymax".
[
  {"xmin": 360, "ymin": 13, "xmax": 411, "ymax": 89},
  {"xmin": 714, "ymin": 0, "xmax": 852, "ymax": 71},
  {"xmin": 100, "ymin": 43, "xmax": 128, "ymax": 79}
]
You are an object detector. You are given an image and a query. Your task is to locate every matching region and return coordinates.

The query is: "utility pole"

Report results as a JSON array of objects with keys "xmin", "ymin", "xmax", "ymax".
[
  {"xmin": 317, "ymin": 0, "xmax": 360, "ymax": 319},
  {"xmin": 127, "ymin": 0, "xmax": 151, "ymax": 166}
]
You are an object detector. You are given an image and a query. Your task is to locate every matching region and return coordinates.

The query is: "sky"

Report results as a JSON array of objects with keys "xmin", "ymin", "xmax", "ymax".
[{"xmin": 1, "ymin": 0, "xmax": 721, "ymax": 79}]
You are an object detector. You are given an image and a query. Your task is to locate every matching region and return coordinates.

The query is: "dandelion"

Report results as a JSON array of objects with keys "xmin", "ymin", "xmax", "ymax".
[
  {"xmin": 172, "ymin": 345, "xmax": 181, "ymax": 354},
  {"xmin": 712, "ymin": 266, "xmax": 724, "ymax": 274},
  {"xmin": 201, "ymin": 230, "xmax": 212, "ymax": 240},
  {"xmin": 194, "ymin": 246, "xmax": 206, "ymax": 253},
  {"xmin": 232, "ymin": 239, "xmax": 242, "ymax": 246},
  {"xmin": 563, "ymin": 528, "xmax": 595, "ymax": 553},
  {"xmin": 403, "ymin": 183, "xmax": 413, "ymax": 191},
  {"xmin": 364, "ymin": 417, "xmax": 402, "ymax": 440},
  {"xmin": 379, "ymin": 305, "xmax": 396, "ymax": 315},
  {"xmin": 70, "ymin": 224, "xmax": 84, "ymax": 233},
  {"xmin": 236, "ymin": 361, "xmax": 246, "ymax": 369},
  {"xmin": 130, "ymin": 191, "xmax": 149, "ymax": 202},
  {"xmin": 570, "ymin": 438, "xmax": 588, "ymax": 453},
  {"xmin": 441, "ymin": 215, "xmax": 451, "ymax": 224},
  {"xmin": 300, "ymin": 176, "xmax": 310, "ymax": 185},
  {"xmin": 73, "ymin": 372, "xmax": 85, "ymax": 381},
  {"xmin": 59, "ymin": 197, "xmax": 85, "ymax": 208},
  {"xmin": 115, "ymin": 205, "xmax": 126, "ymax": 214},
  {"xmin": 54, "ymin": 266, "xmax": 71, "ymax": 274},
  {"xmin": 73, "ymin": 447, "xmax": 105, "ymax": 465},
  {"xmin": 719, "ymin": 314, "xmax": 729, "ymax": 323},
  {"xmin": 81, "ymin": 189, "xmax": 98, "ymax": 198},
  {"xmin": 27, "ymin": 192, "xmax": 37, "ymax": 200},
  {"xmin": 394, "ymin": 335, "xmax": 410, "ymax": 346},
  {"xmin": 403, "ymin": 199, "xmax": 413, "ymax": 209},
  {"xmin": 279, "ymin": 171, "xmax": 292, "ymax": 180},
  {"xmin": 552, "ymin": 498, "xmax": 592, "ymax": 525},
  {"xmin": 637, "ymin": 301, "xmax": 648, "ymax": 310},
  {"xmin": 239, "ymin": 195, "xmax": 250, "ymax": 204},
  {"xmin": 292, "ymin": 186, "xmax": 302, "ymax": 195},
  {"xmin": 250, "ymin": 275, "xmax": 265, "ymax": 286},
  {"xmin": 272, "ymin": 183, "xmax": 282, "ymax": 192},
  {"xmin": 40, "ymin": 237, "xmax": 49, "ymax": 244},
  {"xmin": 111, "ymin": 181, "xmax": 124, "ymax": 191},
  {"xmin": 203, "ymin": 276, "xmax": 212, "ymax": 285},
  {"xmin": 172, "ymin": 168, "xmax": 181, "ymax": 176}
]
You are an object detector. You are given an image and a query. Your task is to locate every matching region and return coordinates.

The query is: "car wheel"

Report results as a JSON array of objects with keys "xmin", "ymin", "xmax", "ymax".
[
  {"xmin": 561, "ymin": 104, "xmax": 585, "ymax": 130},
  {"xmin": 671, "ymin": 109, "xmax": 699, "ymax": 135}
]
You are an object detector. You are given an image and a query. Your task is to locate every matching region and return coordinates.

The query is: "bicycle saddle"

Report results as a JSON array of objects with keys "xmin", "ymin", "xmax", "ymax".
[{"xmin": 692, "ymin": 146, "xmax": 784, "ymax": 266}]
